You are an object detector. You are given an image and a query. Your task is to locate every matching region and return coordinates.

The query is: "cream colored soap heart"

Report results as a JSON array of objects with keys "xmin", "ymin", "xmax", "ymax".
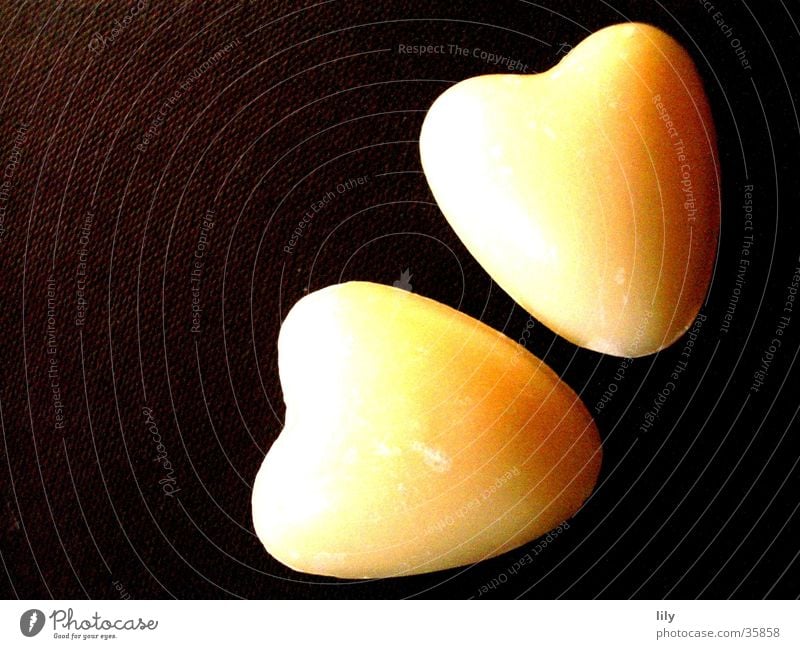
[
  {"xmin": 252, "ymin": 282, "xmax": 601, "ymax": 578},
  {"xmin": 420, "ymin": 22, "xmax": 720, "ymax": 357}
]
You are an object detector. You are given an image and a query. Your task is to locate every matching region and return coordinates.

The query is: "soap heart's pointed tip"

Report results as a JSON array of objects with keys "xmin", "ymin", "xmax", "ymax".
[
  {"xmin": 586, "ymin": 338, "xmax": 659, "ymax": 359},
  {"xmin": 577, "ymin": 324, "xmax": 671, "ymax": 359}
]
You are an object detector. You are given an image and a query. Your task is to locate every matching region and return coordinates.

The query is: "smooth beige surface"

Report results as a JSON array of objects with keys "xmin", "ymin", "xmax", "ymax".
[
  {"xmin": 420, "ymin": 23, "xmax": 720, "ymax": 357},
  {"xmin": 252, "ymin": 282, "xmax": 601, "ymax": 578}
]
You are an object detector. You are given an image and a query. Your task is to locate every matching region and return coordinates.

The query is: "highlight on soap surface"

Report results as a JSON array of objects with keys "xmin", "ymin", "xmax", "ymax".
[
  {"xmin": 420, "ymin": 22, "xmax": 720, "ymax": 357},
  {"xmin": 252, "ymin": 282, "xmax": 601, "ymax": 578}
]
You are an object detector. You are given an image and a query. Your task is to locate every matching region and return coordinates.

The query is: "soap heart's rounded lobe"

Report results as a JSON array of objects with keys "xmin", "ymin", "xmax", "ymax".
[
  {"xmin": 420, "ymin": 23, "xmax": 720, "ymax": 357},
  {"xmin": 252, "ymin": 282, "xmax": 601, "ymax": 578}
]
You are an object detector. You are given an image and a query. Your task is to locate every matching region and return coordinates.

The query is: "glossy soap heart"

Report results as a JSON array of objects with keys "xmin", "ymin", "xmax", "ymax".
[
  {"xmin": 252, "ymin": 282, "xmax": 601, "ymax": 578},
  {"xmin": 420, "ymin": 23, "xmax": 720, "ymax": 357}
]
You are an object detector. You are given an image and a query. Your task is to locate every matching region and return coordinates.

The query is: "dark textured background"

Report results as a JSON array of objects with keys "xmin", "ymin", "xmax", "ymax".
[{"xmin": 0, "ymin": 0, "xmax": 799, "ymax": 599}]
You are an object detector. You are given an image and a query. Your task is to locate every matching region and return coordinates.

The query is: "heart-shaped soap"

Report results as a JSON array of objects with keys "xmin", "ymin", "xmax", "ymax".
[
  {"xmin": 420, "ymin": 23, "xmax": 720, "ymax": 357},
  {"xmin": 252, "ymin": 282, "xmax": 601, "ymax": 578}
]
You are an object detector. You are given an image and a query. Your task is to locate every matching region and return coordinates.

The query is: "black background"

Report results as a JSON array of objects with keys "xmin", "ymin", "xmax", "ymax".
[{"xmin": 0, "ymin": 0, "xmax": 798, "ymax": 599}]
